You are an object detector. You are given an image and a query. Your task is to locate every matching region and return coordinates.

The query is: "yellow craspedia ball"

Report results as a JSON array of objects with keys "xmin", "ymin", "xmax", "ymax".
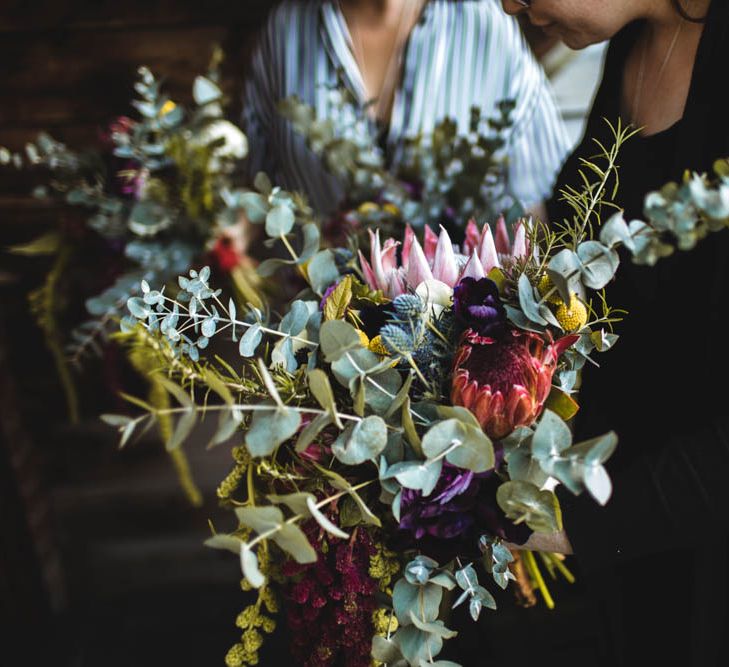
[
  {"xmin": 537, "ymin": 274, "xmax": 561, "ymax": 304},
  {"xmin": 159, "ymin": 100, "xmax": 177, "ymax": 116},
  {"xmin": 368, "ymin": 335, "xmax": 390, "ymax": 356},
  {"xmin": 357, "ymin": 202, "xmax": 380, "ymax": 216},
  {"xmin": 555, "ymin": 293, "xmax": 588, "ymax": 332},
  {"xmin": 382, "ymin": 203, "xmax": 401, "ymax": 218},
  {"xmin": 357, "ymin": 329, "xmax": 370, "ymax": 348}
]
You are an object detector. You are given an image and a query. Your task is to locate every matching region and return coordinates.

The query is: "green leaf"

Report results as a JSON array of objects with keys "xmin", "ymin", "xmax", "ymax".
[
  {"xmin": 448, "ymin": 425, "xmax": 494, "ymax": 473},
  {"xmin": 531, "ymin": 410, "xmax": 572, "ymax": 461},
  {"xmin": 332, "ymin": 416, "xmax": 388, "ymax": 465},
  {"xmin": 363, "ymin": 368, "xmax": 402, "ymax": 415},
  {"xmin": 238, "ymin": 323, "xmax": 263, "ymax": 357},
  {"xmin": 272, "ymin": 524, "xmax": 317, "ymax": 564},
  {"xmin": 254, "ymin": 172, "xmax": 272, "ymax": 196},
  {"xmin": 577, "ymin": 241, "xmax": 620, "ymax": 290},
  {"xmin": 240, "ymin": 192, "xmax": 269, "ymax": 224},
  {"xmin": 319, "ymin": 320, "xmax": 364, "ymax": 363},
  {"xmin": 204, "ymin": 534, "xmax": 242, "ymax": 554},
  {"xmin": 496, "ymin": 480, "xmax": 563, "ymax": 533},
  {"xmin": 240, "ymin": 545, "xmax": 266, "ymax": 588},
  {"xmin": 235, "ymin": 506, "xmax": 284, "ymax": 533},
  {"xmin": 313, "ymin": 464, "xmax": 381, "ymax": 527},
  {"xmin": 265, "ymin": 204, "xmax": 295, "ymax": 236},
  {"xmin": 299, "ymin": 223, "xmax": 321, "ymax": 263},
  {"xmin": 543, "ymin": 387, "xmax": 580, "ymax": 422},
  {"xmin": 245, "ymin": 403, "xmax": 301, "ymax": 457},
  {"xmin": 306, "ymin": 496, "xmax": 349, "ymax": 538},
  {"xmin": 392, "ymin": 579, "xmax": 443, "ymax": 625},
  {"xmin": 7, "ymin": 231, "xmax": 61, "ymax": 256},
  {"xmin": 402, "ymin": 397, "xmax": 423, "ymax": 456},
  {"xmin": 421, "ymin": 419, "xmax": 465, "ymax": 459},
  {"xmin": 307, "ymin": 369, "xmax": 342, "ymax": 427},
  {"xmin": 266, "ymin": 491, "xmax": 315, "ymax": 516},
  {"xmin": 193, "ymin": 75, "xmax": 222, "ymax": 105},
  {"xmin": 599, "ymin": 211, "xmax": 634, "ymax": 251},
  {"xmin": 385, "ymin": 372, "xmax": 414, "ymax": 419},
  {"xmin": 322, "ymin": 275, "xmax": 353, "ymax": 321},
  {"xmin": 331, "ymin": 348, "xmax": 379, "ymax": 386},
  {"xmin": 371, "ymin": 636, "xmax": 402, "ymax": 663},
  {"xmin": 168, "ymin": 408, "xmax": 196, "ymax": 451},
  {"xmin": 307, "ymin": 249, "xmax": 340, "ymax": 295},
  {"xmin": 294, "ymin": 412, "xmax": 332, "ymax": 453},
  {"xmin": 279, "ymin": 300, "xmax": 310, "ymax": 336},
  {"xmin": 385, "ymin": 459, "xmax": 443, "ymax": 496},
  {"xmin": 409, "ymin": 612, "xmax": 458, "ymax": 638},
  {"xmin": 395, "ymin": 626, "xmax": 444, "ymax": 665},
  {"xmin": 547, "ymin": 249, "xmax": 582, "ymax": 303},
  {"xmin": 435, "ymin": 405, "xmax": 481, "ymax": 430},
  {"xmin": 518, "ymin": 274, "xmax": 548, "ymax": 325}
]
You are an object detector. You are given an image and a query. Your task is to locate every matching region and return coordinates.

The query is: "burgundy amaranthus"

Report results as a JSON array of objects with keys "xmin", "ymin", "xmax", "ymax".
[{"xmin": 282, "ymin": 517, "xmax": 378, "ymax": 667}]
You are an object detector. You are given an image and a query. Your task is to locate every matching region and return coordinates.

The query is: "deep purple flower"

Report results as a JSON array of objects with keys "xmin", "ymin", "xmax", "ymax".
[
  {"xmin": 397, "ymin": 457, "xmax": 531, "ymax": 560},
  {"xmin": 453, "ymin": 277, "xmax": 506, "ymax": 336}
]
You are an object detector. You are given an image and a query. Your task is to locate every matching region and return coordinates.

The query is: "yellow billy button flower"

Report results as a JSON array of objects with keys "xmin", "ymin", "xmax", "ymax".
[
  {"xmin": 159, "ymin": 100, "xmax": 177, "ymax": 116},
  {"xmin": 357, "ymin": 201, "xmax": 380, "ymax": 216},
  {"xmin": 537, "ymin": 274, "xmax": 561, "ymax": 304},
  {"xmin": 368, "ymin": 335, "xmax": 390, "ymax": 356},
  {"xmin": 382, "ymin": 203, "xmax": 401, "ymax": 217},
  {"xmin": 357, "ymin": 329, "xmax": 370, "ymax": 348},
  {"xmin": 555, "ymin": 292, "xmax": 588, "ymax": 332}
]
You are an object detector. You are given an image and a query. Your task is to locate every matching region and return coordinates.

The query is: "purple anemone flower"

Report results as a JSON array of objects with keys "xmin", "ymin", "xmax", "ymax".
[{"xmin": 452, "ymin": 277, "xmax": 506, "ymax": 336}]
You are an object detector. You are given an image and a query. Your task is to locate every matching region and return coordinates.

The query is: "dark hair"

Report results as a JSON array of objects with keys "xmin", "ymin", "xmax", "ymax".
[{"xmin": 671, "ymin": 0, "xmax": 709, "ymax": 23}]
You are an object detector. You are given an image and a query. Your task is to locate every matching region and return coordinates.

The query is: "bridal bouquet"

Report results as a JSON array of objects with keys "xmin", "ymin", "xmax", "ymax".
[{"xmin": 103, "ymin": 115, "xmax": 729, "ymax": 665}]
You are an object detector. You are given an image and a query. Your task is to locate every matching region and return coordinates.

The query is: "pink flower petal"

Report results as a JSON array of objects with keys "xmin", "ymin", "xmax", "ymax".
[
  {"xmin": 381, "ymin": 238, "xmax": 400, "ymax": 274},
  {"xmin": 424, "ymin": 225, "xmax": 439, "ymax": 263},
  {"xmin": 432, "ymin": 227, "xmax": 459, "ymax": 287},
  {"xmin": 358, "ymin": 250, "xmax": 378, "ymax": 291},
  {"xmin": 464, "ymin": 218, "xmax": 480, "ymax": 256},
  {"xmin": 494, "ymin": 216, "xmax": 511, "ymax": 256},
  {"xmin": 478, "ymin": 224, "xmax": 501, "ymax": 273},
  {"xmin": 460, "ymin": 249, "xmax": 486, "ymax": 281},
  {"xmin": 512, "ymin": 221, "xmax": 528, "ymax": 260},
  {"xmin": 402, "ymin": 225, "xmax": 415, "ymax": 271},
  {"xmin": 405, "ymin": 235, "xmax": 434, "ymax": 289}
]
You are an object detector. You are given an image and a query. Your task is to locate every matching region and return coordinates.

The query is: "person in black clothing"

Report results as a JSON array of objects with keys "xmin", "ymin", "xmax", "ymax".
[{"xmin": 494, "ymin": 1, "xmax": 729, "ymax": 666}]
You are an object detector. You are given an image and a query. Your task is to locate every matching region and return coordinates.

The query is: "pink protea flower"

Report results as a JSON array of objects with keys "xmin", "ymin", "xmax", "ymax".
[
  {"xmin": 358, "ymin": 218, "xmax": 530, "ymax": 298},
  {"xmin": 451, "ymin": 328, "xmax": 578, "ymax": 439}
]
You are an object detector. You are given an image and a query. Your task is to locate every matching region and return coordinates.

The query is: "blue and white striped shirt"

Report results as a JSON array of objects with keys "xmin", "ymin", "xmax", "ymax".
[{"xmin": 243, "ymin": 0, "xmax": 571, "ymax": 215}]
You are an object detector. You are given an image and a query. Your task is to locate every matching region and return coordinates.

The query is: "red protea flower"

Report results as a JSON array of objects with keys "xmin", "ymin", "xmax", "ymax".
[{"xmin": 451, "ymin": 328, "xmax": 578, "ymax": 439}]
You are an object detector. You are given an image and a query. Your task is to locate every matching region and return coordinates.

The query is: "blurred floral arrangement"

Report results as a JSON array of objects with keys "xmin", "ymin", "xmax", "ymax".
[
  {"xmin": 1, "ymin": 50, "xmax": 263, "ymax": 504},
  {"xmin": 103, "ymin": 98, "xmax": 729, "ymax": 665},
  {"xmin": 277, "ymin": 85, "xmax": 517, "ymax": 241}
]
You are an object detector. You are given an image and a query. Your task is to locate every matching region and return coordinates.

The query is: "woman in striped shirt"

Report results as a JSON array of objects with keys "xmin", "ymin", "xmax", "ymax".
[{"xmin": 242, "ymin": 0, "xmax": 571, "ymax": 220}]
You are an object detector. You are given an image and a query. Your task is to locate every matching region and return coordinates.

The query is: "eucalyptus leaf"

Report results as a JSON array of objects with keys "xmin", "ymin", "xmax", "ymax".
[
  {"xmin": 235, "ymin": 506, "xmax": 284, "ymax": 533},
  {"xmin": 577, "ymin": 241, "xmax": 620, "ymax": 290},
  {"xmin": 392, "ymin": 579, "xmax": 443, "ymax": 624},
  {"xmin": 385, "ymin": 459, "xmax": 443, "ymax": 496},
  {"xmin": 204, "ymin": 534, "xmax": 242, "ymax": 554},
  {"xmin": 266, "ymin": 491, "xmax": 315, "ymax": 517},
  {"xmin": 307, "ymin": 369, "xmax": 341, "ymax": 427},
  {"xmin": 517, "ymin": 274, "xmax": 548, "ymax": 325},
  {"xmin": 273, "ymin": 524, "xmax": 317, "ymax": 564},
  {"xmin": 547, "ymin": 249, "xmax": 583, "ymax": 303},
  {"xmin": 240, "ymin": 192, "xmax": 269, "ymax": 224},
  {"xmin": 240, "ymin": 545, "xmax": 266, "ymax": 589},
  {"xmin": 294, "ymin": 412, "xmax": 333, "ymax": 453},
  {"xmin": 307, "ymin": 249, "xmax": 340, "ymax": 295},
  {"xmin": 279, "ymin": 300, "xmax": 309, "ymax": 335},
  {"xmin": 496, "ymin": 480, "xmax": 563, "ymax": 533},
  {"xmin": 408, "ymin": 613, "xmax": 458, "ymax": 639},
  {"xmin": 238, "ymin": 323, "xmax": 263, "ymax": 357},
  {"xmin": 265, "ymin": 204, "xmax": 295, "ymax": 236},
  {"xmin": 305, "ymin": 496, "xmax": 349, "ymax": 538},
  {"xmin": 331, "ymin": 416, "xmax": 388, "ymax": 465},
  {"xmin": 245, "ymin": 403, "xmax": 301, "ymax": 457},
  {"xmin": 531, "ymin": 410, "xmax": 572, "ymax": 461},
  {"xmin": 319, "ymin": 320, "xmax": 363, "ymax": 362}
]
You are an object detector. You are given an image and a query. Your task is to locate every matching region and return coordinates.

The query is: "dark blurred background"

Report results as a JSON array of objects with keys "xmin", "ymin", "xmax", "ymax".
[{"xmin": 0, "ymin": 3, "xmax": 597, "ymax": 666}]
